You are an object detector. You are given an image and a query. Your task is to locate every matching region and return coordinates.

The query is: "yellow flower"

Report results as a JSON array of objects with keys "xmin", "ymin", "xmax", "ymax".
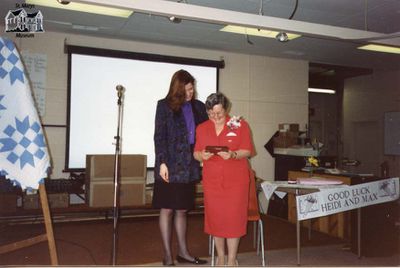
[{"xmin": 308, "ymin": 156, "xmax": 319, "ymax": 167}]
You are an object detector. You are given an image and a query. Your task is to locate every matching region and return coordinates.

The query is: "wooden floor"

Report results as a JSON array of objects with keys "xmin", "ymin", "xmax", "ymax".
[{"xmin": 0, "ymin": 213, "xmax": 350, "ymax": 266}]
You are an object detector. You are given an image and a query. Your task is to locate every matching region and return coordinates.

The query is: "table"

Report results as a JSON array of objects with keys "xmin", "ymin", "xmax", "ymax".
[
  {"xmin": 262, "ymin": 177, "xmax": 399, "ymax": 265},
  {"xmin": 287, "ymin": 171, "xmax": 353, "ymax": 239}
]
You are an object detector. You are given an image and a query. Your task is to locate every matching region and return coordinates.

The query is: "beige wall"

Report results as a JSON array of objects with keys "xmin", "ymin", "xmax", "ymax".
[
  {"xmin": 343, "ymin": 70, "xmax": 400, "ymax": 176},
  {"xmin": 2, "ymin": 29, "xmax": 309, "ymax": 181}
]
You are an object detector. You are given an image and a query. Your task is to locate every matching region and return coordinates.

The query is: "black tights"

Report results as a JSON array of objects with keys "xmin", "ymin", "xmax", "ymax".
[{"xmin": 159, "ymin": 208, "xmax": 194, "ymax": 264}]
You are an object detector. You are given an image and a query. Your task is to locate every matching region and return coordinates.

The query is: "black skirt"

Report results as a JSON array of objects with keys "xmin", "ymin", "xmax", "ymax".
[{"xmin": 152, "ymin": 179, "xmax": 196, "ymax": 210}]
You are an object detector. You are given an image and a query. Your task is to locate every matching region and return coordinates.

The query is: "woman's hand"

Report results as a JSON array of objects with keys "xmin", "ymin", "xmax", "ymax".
[
  {"xmin": 159, "ymin": 163, "xmax": 169, "ymax": 182},
  {"xmin": 218, "ymin": 150, "xmax": 235, "ymax": 160},
  {"xmin": 201, "ymin": 150, "xmax": 213, "ymax": 161},
  {"xmin": 194, "ymin": 150, "xmax": 213, "ymax": 162},
  {"xmin": 218, "ymin": 149, "xmax": 251, "ymax": 160}
]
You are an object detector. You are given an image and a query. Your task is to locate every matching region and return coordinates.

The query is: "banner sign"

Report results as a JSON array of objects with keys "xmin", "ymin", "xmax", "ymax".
[{"xmin": 296, "ymin": 177, "xmax": 399, "ymax": 221}]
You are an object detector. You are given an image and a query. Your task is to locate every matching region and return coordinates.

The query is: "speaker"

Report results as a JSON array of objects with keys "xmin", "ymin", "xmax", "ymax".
[
  {"xmin": 88, "ymin": 181, "xmax": 146, "ymax": 207},
  {"xmin": 86, "ymin": 154, "xmax": 146, "ymax": 180},
  {"xmin": 85, "ymin": 154, "xmax": 147, "ymax": 207}
]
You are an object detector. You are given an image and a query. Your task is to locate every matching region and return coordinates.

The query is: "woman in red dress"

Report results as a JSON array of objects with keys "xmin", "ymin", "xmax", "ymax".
[{"xmin": 194, "ymin": 93, "xmax": 254, "ymax": 266}]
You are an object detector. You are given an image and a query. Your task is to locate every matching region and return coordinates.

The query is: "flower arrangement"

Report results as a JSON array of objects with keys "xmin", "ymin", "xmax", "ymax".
[
  {"xmin": 307, "ymin": 156, "xmax": 319, "ymax": 167},
  {"xmin": 227, "ymin": 115, "xmax": 241, "ymax": 130},
  {"xmin": 306, "ymin": 156, "xmax": 319, "ymax": 177}
]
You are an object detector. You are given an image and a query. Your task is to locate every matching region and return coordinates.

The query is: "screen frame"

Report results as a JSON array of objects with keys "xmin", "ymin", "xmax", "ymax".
[{"xmin": 65, "ymin": 45, "xmax": 224, "ymax": 172}]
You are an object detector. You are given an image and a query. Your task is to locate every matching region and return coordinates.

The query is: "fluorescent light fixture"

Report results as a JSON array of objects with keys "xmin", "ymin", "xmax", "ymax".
[
  {"xmin": 357, "ymin": 44, "xmax": 400, "ymax": 55},
  {"xmin": 308, "ymin": 88, "xmax": 335, "ymax": 94},
  {"xmin": 221, "ymin": 25, "xmax": 301, "ymax": 40},
  {"xmin": 26, "ymin": 0, "xmax": 133, "ymax": 18}
]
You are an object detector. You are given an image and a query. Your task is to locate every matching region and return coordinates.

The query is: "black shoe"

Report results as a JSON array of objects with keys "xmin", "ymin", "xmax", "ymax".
[
  {"xmin": 162, "ymin": 260, "xmax": 175, "ymax": 266},
  {"xmin": 176, "ymin": 255, "xmax": 207, "ymax": 265}
]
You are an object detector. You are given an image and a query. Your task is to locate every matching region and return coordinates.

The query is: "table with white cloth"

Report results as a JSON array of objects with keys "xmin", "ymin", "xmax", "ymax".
[{"xmin": 260, "ymin": 177, "xmax": 400, "ymax": 266}]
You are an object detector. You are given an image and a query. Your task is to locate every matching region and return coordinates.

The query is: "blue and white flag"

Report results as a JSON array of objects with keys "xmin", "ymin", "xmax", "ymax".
[{"xmin": 0, "ymin": 36, "xmax": 50, "ymax": 190}]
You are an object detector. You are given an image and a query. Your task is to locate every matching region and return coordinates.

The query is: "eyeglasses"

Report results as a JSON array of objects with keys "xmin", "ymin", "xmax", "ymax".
[{"xmin": 207, "ymin": 110, "xmax": 225, "ymax": 118}]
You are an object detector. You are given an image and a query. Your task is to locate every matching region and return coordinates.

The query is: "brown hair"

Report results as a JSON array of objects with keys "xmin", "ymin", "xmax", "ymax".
[{"xmin": 166, "ymin": 69, "xmax": 195, "ymax": 112}]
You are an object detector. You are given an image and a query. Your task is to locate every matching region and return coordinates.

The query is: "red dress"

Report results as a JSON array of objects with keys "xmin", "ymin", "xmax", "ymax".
[{"xmin": 194, "ymin": 117, "xmax": 254, "ymax": 238}]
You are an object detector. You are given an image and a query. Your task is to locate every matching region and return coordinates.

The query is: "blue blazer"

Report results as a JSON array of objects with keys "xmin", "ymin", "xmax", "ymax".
[{"xmin": 154, "ymin": 99, "xmax": 208, "ymax": 183}]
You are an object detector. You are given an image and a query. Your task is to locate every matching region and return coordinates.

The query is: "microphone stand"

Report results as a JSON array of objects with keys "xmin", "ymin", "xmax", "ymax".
[{"xmin": 112, "ymin": 85, "xmax": 125, "ymax": 265}]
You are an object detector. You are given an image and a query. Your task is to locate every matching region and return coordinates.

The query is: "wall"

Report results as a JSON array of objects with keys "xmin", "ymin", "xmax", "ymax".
[
  {"xmin": 1, "ymin": 29, "xmax": 309, "ymax": 182},
  {"xmin": 343, "ymin": 70, "xmax": 400, "ymax": 176}
]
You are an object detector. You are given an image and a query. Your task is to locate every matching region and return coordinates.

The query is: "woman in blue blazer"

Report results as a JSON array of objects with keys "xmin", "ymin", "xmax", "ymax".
[{"xmin": 153, "ymin": 70, "xmax": 208, "ymax": 266}]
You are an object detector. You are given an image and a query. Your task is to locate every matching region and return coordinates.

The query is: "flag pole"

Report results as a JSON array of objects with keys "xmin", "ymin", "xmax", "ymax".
[{"xmin": 112, "ymin": 85, "xmax": 125, "ymax": 265}]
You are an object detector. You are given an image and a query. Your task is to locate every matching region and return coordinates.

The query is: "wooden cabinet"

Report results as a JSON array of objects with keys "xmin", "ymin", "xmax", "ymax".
[{"xmin": 287, "ymin": 171, "xmax": 352, "ymax": 239}]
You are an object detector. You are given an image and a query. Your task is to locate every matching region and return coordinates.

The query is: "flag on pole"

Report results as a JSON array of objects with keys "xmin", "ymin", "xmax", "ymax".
[{"xmin": 0, "ymin": 36, "xmax": 50, "ymax": 190}]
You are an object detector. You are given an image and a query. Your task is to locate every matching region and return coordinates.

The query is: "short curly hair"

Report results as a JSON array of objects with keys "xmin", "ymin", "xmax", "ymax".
[{"xmin": 205, "ymin": 92, "xmax": 230, "ymax": 111}]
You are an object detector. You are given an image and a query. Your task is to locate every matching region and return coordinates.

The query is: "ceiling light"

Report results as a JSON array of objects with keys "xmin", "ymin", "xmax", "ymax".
[
  {"xmin": 308, "ymin": 88, "xmax": 335, "ymax": 94},
  {"xmin": 168, "ymin": 0, "xmax": 186, "ymax": 23},
  {"xmin": 169, "ymin": 16, "xmax": 182, "ymax": 23},
  {"xmin": 56, "ymin": 0, "xmax": 70, "ymax": 4},
  {"xmin": 274, "ymin": 0, "xmax": 297, "ymax": 43},
  {"xmin": 26, "ymin": 0, "xmax": 133, "ymax": 18},
  {"xmin": 276, "ymin": 32, "xmax": 289, "ymax": 42},
  {"xmin": 357, "ymin": 44, "xmax": 400, "ymax": 55},
  {"xmin": 220, "ymin": 25, "xmax": 301, "ymax": 40}
]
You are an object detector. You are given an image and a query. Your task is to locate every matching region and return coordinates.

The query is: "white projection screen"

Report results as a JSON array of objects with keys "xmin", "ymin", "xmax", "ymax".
[{"xmin": 66, "ymin": 46, "xmax": 222, "ymax": 170}]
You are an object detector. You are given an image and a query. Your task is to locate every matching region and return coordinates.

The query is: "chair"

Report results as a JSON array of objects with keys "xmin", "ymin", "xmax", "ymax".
[{"xmin": 210, "ymin": 169, "xmax": 266, "ymax": 266}]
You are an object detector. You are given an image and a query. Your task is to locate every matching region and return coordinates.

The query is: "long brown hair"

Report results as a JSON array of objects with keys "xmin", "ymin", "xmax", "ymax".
[{"xmin": 166, "ymin": 69, "xmax": 195, "ymax": 112}]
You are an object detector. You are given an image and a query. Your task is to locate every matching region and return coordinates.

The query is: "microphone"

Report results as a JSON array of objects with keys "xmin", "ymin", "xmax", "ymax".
[{"xmin": 116, "ymin": 85, "xmax": 125, "ymax": 98}]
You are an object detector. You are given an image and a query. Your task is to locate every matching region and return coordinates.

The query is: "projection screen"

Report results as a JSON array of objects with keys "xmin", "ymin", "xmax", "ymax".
[{"xmin": 66, "ymin": 46, "xmax": 222, "ymax": 170}]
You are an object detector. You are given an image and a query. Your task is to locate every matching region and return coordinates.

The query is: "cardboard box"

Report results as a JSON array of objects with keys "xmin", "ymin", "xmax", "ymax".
[
  {"xmin": 85, "ymin": 154, "xmax": 147, "ymax": 207},
  {"xmin": 279, "ymin": 123, "xmax": 299, "ymax": 132},
  {"xmin": 279, "ymin": 131, "xmax": 299, "ymax": 138},
  {"xmin": 274, "ymin": 128, "xmax": 299, "ymax": 148},
  {"xmin": 273, "ymin": 135, "xmax": 297, "ymax": 148}
]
